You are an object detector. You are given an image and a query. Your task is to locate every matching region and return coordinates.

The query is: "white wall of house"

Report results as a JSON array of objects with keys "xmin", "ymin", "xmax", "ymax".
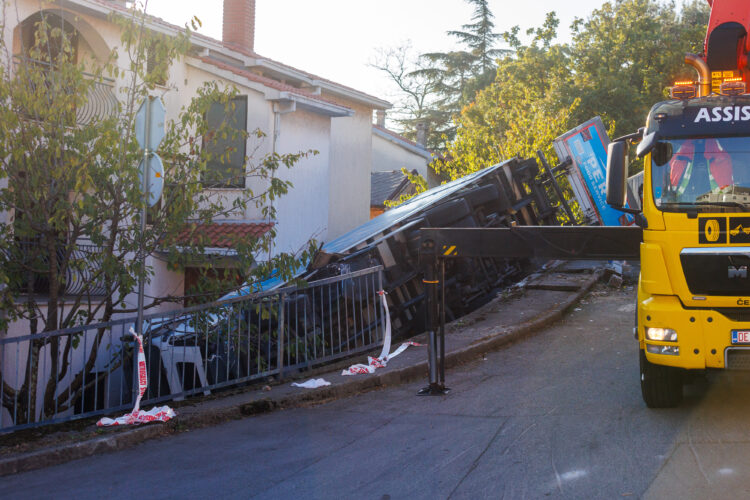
[
  {"xmin": 372, "ymin": 132, "xmax": 439, "ymax": 187},
  {"xmin": 1, "ymin": 0, "xmax": 387, "ymax": 324},
  {"xmin": 273, "ymin": 109, "xmax": 331, "ymax": 254},
  {"xmin": 1, "ymin": 0, "xmax": 395, "ymax": 430},
  {"xmin": 327, "ymin": 103, "xmax": 373, "ymax": 239},
  {"xmin": 177, "ymin": 63, "xmax": 275, "ymax": 223}
]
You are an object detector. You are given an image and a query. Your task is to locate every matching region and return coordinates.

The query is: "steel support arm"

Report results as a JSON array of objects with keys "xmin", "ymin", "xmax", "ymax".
[{"xmin": 420, "ymin": 226, "xmax": 643, "ymax": 261}]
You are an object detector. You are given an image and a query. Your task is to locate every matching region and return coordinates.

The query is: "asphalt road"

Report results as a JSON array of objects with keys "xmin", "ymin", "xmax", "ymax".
[{"xmin": 6, "ymin": 284, "xmax": 750, "ymax": 499}]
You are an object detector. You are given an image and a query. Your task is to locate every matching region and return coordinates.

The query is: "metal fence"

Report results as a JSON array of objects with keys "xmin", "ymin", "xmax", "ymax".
[{"xmin": 0, "ymin": 266, "xmax": 385, "ymax": 433}]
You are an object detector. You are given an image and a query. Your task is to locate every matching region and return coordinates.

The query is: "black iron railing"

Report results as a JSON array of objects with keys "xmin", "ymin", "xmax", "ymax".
[
  {"xmin": 0, "ymin": 266, "xmax": 386, "ymax": 432},
  {"xmin": 12, "ymin": 56, "xmax": 119, "ymax": 125}
]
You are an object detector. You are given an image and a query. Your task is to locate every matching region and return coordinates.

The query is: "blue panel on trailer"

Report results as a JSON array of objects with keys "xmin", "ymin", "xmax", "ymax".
[{"xmin": 559, "ymin": 117, "xmax": 633, "ymax": 226}]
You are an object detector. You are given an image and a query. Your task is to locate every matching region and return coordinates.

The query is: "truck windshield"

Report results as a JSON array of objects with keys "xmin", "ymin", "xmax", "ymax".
[{"xmin": 651, "ymin": 136, "xmax": 750, "ymax": 212}]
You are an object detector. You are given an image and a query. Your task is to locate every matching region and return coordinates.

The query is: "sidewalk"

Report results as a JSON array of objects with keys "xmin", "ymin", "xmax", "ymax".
[{"xmin": 0, "ymin": 262, "xmax": 618, "ymax": 476}]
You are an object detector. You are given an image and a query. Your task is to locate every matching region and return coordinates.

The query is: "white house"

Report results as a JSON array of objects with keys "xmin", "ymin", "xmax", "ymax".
[
  {"xmin": 370, "ymin": 113, "xmax": 440, "ymax": 216},
  {"xmin": 1, "ymin": 0, "xmax": 390, "ymax": 313},
  {"xmin": 1, "ymin": 0, "xmax": 394, "ymax": 427}
]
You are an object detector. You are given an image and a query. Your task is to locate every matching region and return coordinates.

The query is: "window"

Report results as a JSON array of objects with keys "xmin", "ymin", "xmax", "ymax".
[
  {"xmin": 203, "ymin": 96, "xmax": 248, "ymax": 188},
  {"xmin": 651, "ymin": 136, "xmax": 750, "ymax": 212},
  {"xmin": 146, "ymin": 38, "xmax": 168, "ymax": 87}
]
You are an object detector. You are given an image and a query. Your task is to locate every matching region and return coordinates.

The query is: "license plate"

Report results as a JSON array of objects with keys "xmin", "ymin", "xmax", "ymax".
[{"xmin": 732, "ymin": 330, "xmax": 750, "ymax": 344}]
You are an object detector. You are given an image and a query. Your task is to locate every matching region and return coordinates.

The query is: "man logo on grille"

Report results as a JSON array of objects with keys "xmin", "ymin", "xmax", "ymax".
[{"xmin": 729, "ymin": 265, "xmax": 748, "ymax": 279}]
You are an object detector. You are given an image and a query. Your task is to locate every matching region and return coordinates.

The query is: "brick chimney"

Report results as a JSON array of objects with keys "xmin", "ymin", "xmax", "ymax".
[{"xmin": 223, "ymin": 0, "xmax": 256, "ymax": 53}]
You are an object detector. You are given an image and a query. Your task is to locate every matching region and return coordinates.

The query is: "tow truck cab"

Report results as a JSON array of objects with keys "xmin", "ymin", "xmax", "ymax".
[{"xmin": 608, "ymin": 95, "xmax": 750, "ymax": 406}]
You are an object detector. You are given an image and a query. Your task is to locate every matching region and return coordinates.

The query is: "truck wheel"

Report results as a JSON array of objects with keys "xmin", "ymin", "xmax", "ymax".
[{"xmin": 639, "ymin": 349, "xmax": 683, "ymax": 408}]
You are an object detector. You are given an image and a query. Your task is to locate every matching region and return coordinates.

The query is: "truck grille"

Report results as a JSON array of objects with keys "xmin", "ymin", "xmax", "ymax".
[
  {"xmin": 726, "ymin": 349, "xmax": 750, "ymax": 370},
  {"xmin": 714, "ymin": 309, "xmax": 750, "ymax": 322},
  {"xmin": 680, "ymin": 248, "xmax": 750, "ymax": 296}
]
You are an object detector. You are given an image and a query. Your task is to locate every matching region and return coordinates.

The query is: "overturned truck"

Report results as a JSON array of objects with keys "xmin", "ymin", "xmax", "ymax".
[{"xmin": 304, "ymin": 154, "xmax": 568, "ymax": 341}]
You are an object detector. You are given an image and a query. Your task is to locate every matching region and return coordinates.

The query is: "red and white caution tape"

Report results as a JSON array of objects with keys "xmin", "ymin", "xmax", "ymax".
[
  {"xmin": 97, "ymin": 328, "xmax": 176, "ymax": 427},
  {"xmin": 96, "ymin": 406, "xmax": 176, "ymax": 426},
  {"xmin": 342, "ymin": 291, "xmax": 424, "ymax": 375}
]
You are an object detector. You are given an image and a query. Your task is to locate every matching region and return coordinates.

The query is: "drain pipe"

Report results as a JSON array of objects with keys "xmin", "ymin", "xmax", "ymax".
[
  {"xmin": 685, "ymin": 53, "xmax": 711, "ymax": 97},
  {"xmin": 272, "ymin": 100, "xmax": 296, "ymax": 155},
  {"xmin": 268, "ymin": 100, "xmax": 296, "ymax": 260}
]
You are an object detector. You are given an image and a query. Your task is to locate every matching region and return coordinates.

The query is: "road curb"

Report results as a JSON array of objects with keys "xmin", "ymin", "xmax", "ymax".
[{"xmin": 0, "ymin": 270, "xmax": 602, "ymax": 476}]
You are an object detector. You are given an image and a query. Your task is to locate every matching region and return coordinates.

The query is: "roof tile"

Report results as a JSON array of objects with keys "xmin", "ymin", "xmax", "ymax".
[
  {"xmin": 371, "ymin": 170, "xmax": 416, "ymax": 208},
  {"xmin": 197, "ymin": 57, "xmax": 347, "ymax": 109},
  {"xmin": 177, "ymin": 222, "xmax": 274, "ymax": 248}
]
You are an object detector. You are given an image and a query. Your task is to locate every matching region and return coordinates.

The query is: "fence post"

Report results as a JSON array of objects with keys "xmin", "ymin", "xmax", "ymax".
[
  {"xmin": 378, "ymin": 268, "xmax": 385, "ymax": 343},
  {"xmin": 277, "ymin": 292, "xmax": 286, "ymax": 380}
]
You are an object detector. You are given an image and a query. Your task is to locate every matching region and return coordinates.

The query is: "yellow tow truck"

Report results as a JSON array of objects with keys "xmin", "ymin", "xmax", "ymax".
[{"xmin": 606, "ymin": 0, "xmax": 750, "ymax": 406}]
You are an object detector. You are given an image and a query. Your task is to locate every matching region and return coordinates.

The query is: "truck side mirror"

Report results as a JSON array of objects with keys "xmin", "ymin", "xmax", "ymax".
[{"xmin": 606, "ymin": 141, "xmax": 628, "ymax": 208}]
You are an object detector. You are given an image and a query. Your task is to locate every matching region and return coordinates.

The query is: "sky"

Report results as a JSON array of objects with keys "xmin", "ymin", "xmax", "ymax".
[{"xmin": 143, "ymin": 0, "xmax": 611, "ymax": 103}]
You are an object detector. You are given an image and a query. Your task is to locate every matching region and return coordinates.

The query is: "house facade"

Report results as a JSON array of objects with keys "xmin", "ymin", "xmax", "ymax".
[
  {"xmin": 371, "ymin": 114, "xmax": 439, "ymax": 189},
  {"xmin": 0, "ymin": 0, "xmax": 393, "ymax": 426},
  {"xmin": 1, "ymin": 0, "xmax": 390, "ymax": 316}
]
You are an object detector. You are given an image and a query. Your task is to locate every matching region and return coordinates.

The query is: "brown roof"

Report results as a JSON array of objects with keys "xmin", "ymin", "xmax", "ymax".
[
  {"xmin": 197, "ymin": 57, "xmax": 347, "ymax": 109},
  {"xmin": 178, "ymin": 222, "xmax": 274, "ymax": 248}
]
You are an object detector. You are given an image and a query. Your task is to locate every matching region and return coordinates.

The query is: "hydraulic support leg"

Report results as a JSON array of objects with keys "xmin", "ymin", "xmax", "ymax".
[{"xmin": 418, "ymin": 240, "xmax": 449, "ymax": 396}]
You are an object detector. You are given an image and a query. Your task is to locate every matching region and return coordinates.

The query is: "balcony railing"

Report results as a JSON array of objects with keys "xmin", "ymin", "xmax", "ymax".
[
  {"xmin": 12, "ymin": 56, "xmax": 119, "ymax": 125},
  {"xmin": 9, "ymin": 240, "xmax": 107, "ymax": 297}
]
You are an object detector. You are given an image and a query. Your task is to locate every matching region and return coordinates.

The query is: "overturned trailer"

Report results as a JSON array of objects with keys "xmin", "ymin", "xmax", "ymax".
[{"xmin": 304, "ymin": 155, "xmax": 565, "ymax": 341}]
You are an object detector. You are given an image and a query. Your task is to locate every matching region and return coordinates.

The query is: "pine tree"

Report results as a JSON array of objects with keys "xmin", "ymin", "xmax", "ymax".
[{"xmin": 414, "ymin": 0, "xmax": 508, "ymax": 147}]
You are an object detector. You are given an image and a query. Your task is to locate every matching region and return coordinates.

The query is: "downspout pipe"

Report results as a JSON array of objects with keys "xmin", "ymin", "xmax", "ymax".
[
  {"xmin": 272, "ymin": 100, "xmax": 296, "ymax": 155},
  {"xmin": 267, "ymin": 100, "xmax": 296, "ymax": 260},
  {"xmin": 685, "ymin": 53, "xmax": 711, "ymax": 97}
]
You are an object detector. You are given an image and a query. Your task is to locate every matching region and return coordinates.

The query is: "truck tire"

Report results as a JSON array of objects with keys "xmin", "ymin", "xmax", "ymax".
[{"xmin": 640, "ymin": 349, "xmax": 683, "ymax": 408}]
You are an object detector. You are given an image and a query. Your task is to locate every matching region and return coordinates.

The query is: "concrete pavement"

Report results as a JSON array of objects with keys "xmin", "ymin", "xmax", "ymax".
[
  {"xmin": 2, "ymin": 269, "xmax": 676, "ymax": 499},
  {"xmin": 0, "ymin": 262, "xmax": 609, "ymax": 477}
]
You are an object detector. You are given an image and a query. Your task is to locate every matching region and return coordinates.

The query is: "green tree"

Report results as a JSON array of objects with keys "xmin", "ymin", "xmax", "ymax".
[
  {"xmin": 399, "ymin": 0, "xmax": 507, "ymax": 148},
  {"xmin": 438, "ymin": 12, "xmax": 575, "ymax": 179},
  {"xmin": 568, "ymin": 0, "xmax": 710, "ymax": 139},
  {"xmin": 369, "ymin": 44, "xmax": 443, "ymax": 147},
  {"xmin": 0, "ymin": 6, "xmax": 316, "ymax": 424},
  {"xmin": 439, "ymin": 0, "xmax": 710, "ymax": 181},
  {"xmin": 422, "ymin": 0, "xmax": 507, "ymax": 139},
  {"xmin": 446, "ymin": 0, "xmax": 505, "ymax": 86}
]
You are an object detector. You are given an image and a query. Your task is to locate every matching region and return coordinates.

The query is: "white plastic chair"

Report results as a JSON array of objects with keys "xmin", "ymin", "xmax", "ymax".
[{"xmin": 151, "ymin": 337, "xmax": 211, "ymax": 401}]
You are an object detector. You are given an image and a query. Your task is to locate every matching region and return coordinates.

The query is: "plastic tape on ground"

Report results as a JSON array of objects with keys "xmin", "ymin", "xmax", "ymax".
[
  {"xmin": 342, "ymin": 293, "xmax": 424, "ymax": 376},
  {"xmin": 97, "ymin": 328, "xmax": 176, "ymax": 427}
]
